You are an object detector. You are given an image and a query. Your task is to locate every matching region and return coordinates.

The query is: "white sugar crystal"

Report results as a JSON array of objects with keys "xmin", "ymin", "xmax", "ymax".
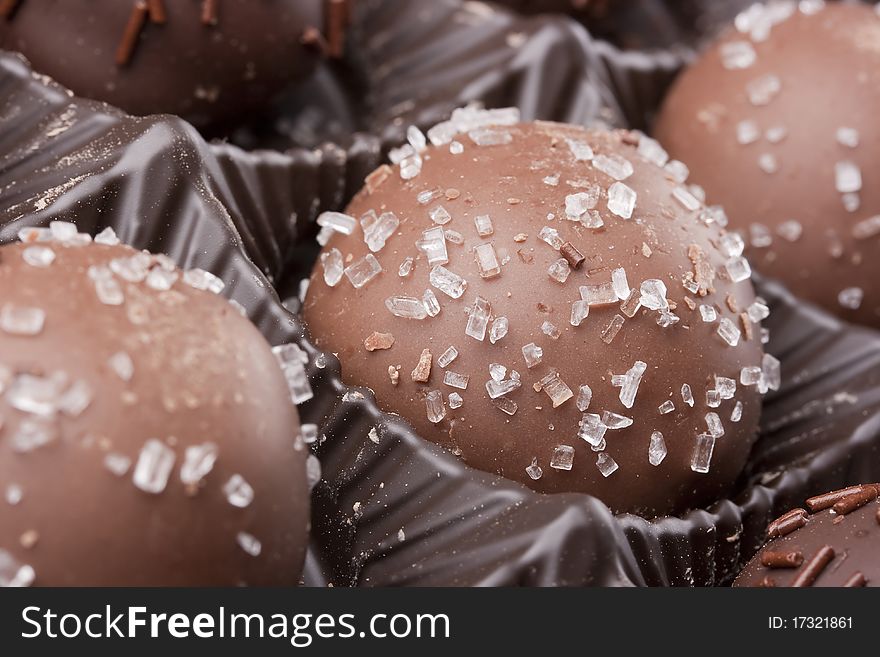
[
  {"xmin": 489, "ymin": 363, "xmax": 507, "ymax": 382},
  {"xmin": 648, "ymin": 431, "xmax": 667, "ymax": 466},
  {"xmin": 740, "ymin": 366, "xmax": 763, "ymax": 386},
  {"xmin": 427, "ymin": 120, "xmax": 456, "ymax": 146},
  {"xmin": 665, "ymin": 159, "xmax": 690, "ymax": 183},
  {"xmin": 747, "ymin": 300, "xmax": 770, "ymax": 323},
  {"xmin": 602, "ymin": 410, "xmax": 633, "ymax": 430},
  {"xmin": 273, "ymin": 346, "xmax": 314, "ymax": 404},
  {"xmin": 715, "ymin": 376, "xmax": 737, "ymax": 400},
  {"xmin": 762, "ymin": 353, "xmax": 781, "ymax": 392},
  {"xmin": 486, "ymin": 377, "xmax": 521, "ymax": 399},
  {"xmin": 596, "ymin": 452, "xmax": 618, "ymax": 477},
  {"xmin": 363, "ymin": 211, "xmax": 400, "ymax": 252},
  {"xmin": 429, "ymin": 205, "xmax": 452, "ymax": 225},
  {"xmin": 619, "ymin": 360, "xmax": 647, "ymax": 409},
  {"xmin": 0, "ymin": 549, "xmax": 35, "ymax": 587},
  {"xmin": 109, "ymin": 253, "xmax": 149, "ymax": 282},
  {"xmin": 731, "ymin": 401, "xmax": 744, "ymax": 423},
  {"xmin": 600, "ymin": 314, "xmax": 625, "ymax": 344},
  {"xmin": 566, "ymin": 138, "xmax": 594, "ymax": 161},
  {"xmin": 758, "ymin": 153, "xmax": 779, "ymax": 174},
  {"xmin": 398, "ymin": 256, "xmax": 414, "ymax": 277},
  {"xmin": 719, "ymin": 233, "xmax": 745, "ymax": 259},
  {"xmin": 842, "ymin": 192, "xmax": 860, "ymax": 213},
  {"xmin": 521, "ymin": 342, "xmax": 543, "ymax": 368},
  {"xmin": 450, "ymin": 141, "xmax": 464, "ymax": 154},
  {"xmin": 539, "ymin": 226, "xmax": 563, "ymax": 249},
  {"xmin": 474, "ymin": 214, "xmax": 494, "ymax": 237},
  {"xmin": 836, "ymin": 127, "xmax": 859, "ymax": 148},
  {"xmin": 449, "ymin": 392, "xmax": 464, "ymax": 409},
  {"xmin": 637, "ymin": 135, "xmax": 669, "ymax": 167},
  {"xmin": 526, "ymin": 457, "xmax": 543, "ymax": 480},
  {"xmin": 578, "ymin": 413, "xmax": 607, "ymax": 447},
  {"xmin": 489, "ymin": 316, "xmax": 509, "ymax": 344},
  {"xmin": 236, "ymin": 532, "xmax": 262, "ymax": 557},
  {"xmin": 835, "ymin": 160, "xmax": 862, "ymax": 193},
  {"xmin": 179, "ymin": 442, "xmax": 218, "ymax": 486},
  {"xmin": 443, "ymin": 371, "xmax": 469, "ymax": 390},
  {"xmin": 543, "ymin": 173, "xmax": 560, "ymax": 186},
  {"xmin": 720, "ymin": 40, "xmax": 756, "ymax": 69},
  {"xmin": 385, "ymin": 295, "xmax": 428, "ymax": 319},
  {"xmin": 22, "ymin": 245, "xmax": 55, "ymax": 268},
  {"xmin": 445, "ymin": 229, "xmax": 464, "ymax": 244},
  {"xmin": 5, "ymin": 483, "xmax": 22, "ymax": 505},
  {"xmin": 619, "ymin": 289, "xmax": 641, "ymax": 318},
  {"xmin": 317, "ymin": 211, "xmax": 356, "ymax": 235},
  {"xmin": 145, "ymin": 266, "xmax": 178, "ymax": 292},
  {"xmin": 725, "ymin": 256, "xmax": 752, "ymax": 282},
  {"xmin": 344, "ymin": 254, "xmax": 382, "ymax": 288},
  {"xmin": 320, "ymin": 248, "xmax": 344, "ymax": 286},
  {"xmin": 705, "ymin": 412, "xmax": 725, "ymax": 438},
  {"xmin": 672, "ymin": 186, "xmax": 701, "ymax": 211},
  {"xmin": 592, "ymin": 153, "xmax": 633, "ymax": 181},
  {"xmin": 468, "ymin": 127, "xmax": 512, "ymax": 146},
  {"xmin": 539, "ymin": 371, "xmax": 573, "ymax": 408},
  {"xmin": 6, "ymin": 372, "xmax": 65, "ymax": 416},
  {"xmin": 223, "ymin": 474, "xmax": 254, "ymax": 508},
  {"xmin": 389, "ymin": 143, "xmax": 415, "ymax": 165},
  {"xmin": 700, "ymin": 305, "xmax": 718, "ymax": 322},
  {"xmin": 422, "ymin": 289, "xmax": 441, "ymax": 317},
  {"xmin": 576, "ymin": 384, "xmax": 593, "ymax": 412},
  {"xmin": 580, "ymin": 281, "xmax": 618, "ymax": 306},
  {"xmin": 852, "ymin": 215, "xmax": 880, "ymax": 240},
  {"xmin": 437, "ymin": 345, "xmax": 459, "ymax": 368},
  {"xmin": 611, "ymin": 375, "xmax": 627, "ymax": 388},
  {"xmin": 306, "ymin": 454, "xmax": 322, "ymax": 490},
  {"xmin": 838, "ymin": 287, "xmax": 863, "ymax": 310},
  {"xmin": 765, "ymin": 125, "xmax": 788, "ymax": 143},
  {"xmin": 550, "ymin": 445, "xmax": 575, "ymax": 471},
  {"xmin": 610, "ymin": 268, "xmax": 630, "ymax": 300},
  {"xmin": 11, "ymin": 417, "xmax": 57, "ymax": 452},
  {"xmin": 706, "ymin": 390, "xmax": 721, "ymax": 408},
  {"xmin": 133, "ymin": 439, "xmax": 175, "ymax": 494},
  {"xmin": 430, "ymin": 265, "xmax": 468, "ymax": 298},
  {"xmin": 0, "ymin": 304, "xmax": 46, "ymax": 336},
  {"xmin": 607, "ymin": 182, "xmax": 637, "ymax": 219},
  {"xmin": 59, "ymin": 379, "xmax": 92, "ymax": 417},
  {"xmin": 639, "ymin": 279, "xmax": 668, "ymax": 311},
  {"xmin": 425, "ymin": 389, "xmax": 446, "ymax": 423},
  {"xmin": 183, "ymin": 270, "xmax": 223, "ymax": 294},
  {"xmin": 656, "ymin": 310, "xmax": 680, "ymax": 328},
  {"xmin": 91, "ymin": 226, "xmax": 119, "ymax": 245},
  {"xmin": 736, "ymin": 120, "xmax": 760, "ymax": 145},
  {"xmin": 750, "ymin": 223, "xmax": 773, "ymax": 247},
  {"xmin": 416, "ymin": 226, "xmax": 448, "ymax": 266},
  {"xmin": 658, "ymin": 400, "xmax": 675, "ymax": 415},
  {"xmin": 416, "ymin": 189, "xmax": 441, "ymax": 205},
  {"xmin": 776, "ymin": 220, "xmax": 802, "ymax": 242},
  {"xmin": 400, "ymin": 153, "xmax": 422, "ymax": 179},
  {"xmin": 565, "ymin": 189, "xmax": 601, "ymax": 221},
  {"xmin": 465, "ymin": 297, "xmax": 491, "ymax": 341},
  {"xmin": 717, "ymin": 317, "xmax": 741, "ymax": 346},
  {"xmin": 747, "ymin": 74, "xmax": 781, "ymax": 106},
  {"xmin": 681, "ymin": 383, "xmax": 695, "ymax": 407},
  {"xmin": 473, "ymin": 242, "xmax": 501, "ymax": 279},
  {"xmin": 691, "ymin": 433, "xmax": 716, "ymax": 475},
  {"xmin": 103, "ymin": 452, "xmax": 131, "ymax": 477},
  {"xmin": 492, "ymin": 397, "xmax": 518, "ymax": 416},
  {"xmin": 407, "ymin": 125, "xmax": 427, "ymax": 152},
  {"xmin": 541, "ymin": 321, "xmax": 560, "ymax": 339},
  {"xmin": 548, "ymin": 258, "xmax": 571, "ymax": 283},
  {"xmin": 17, "ymin": 226, "xmax": 52, "ymax": 243},
  {"xmin": 570, "ymin": 300, "xmax": 590, "ymax": 326},
  {"xmin": 49, "ymin": 220, "xmax": 78, "ymax": 241},
  {"xmin": 301, "ymin": 424, "xmax": 319, "ymax": 444}
]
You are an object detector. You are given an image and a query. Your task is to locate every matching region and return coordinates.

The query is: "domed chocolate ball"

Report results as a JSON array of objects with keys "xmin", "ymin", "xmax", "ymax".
[
  {"xmin": 304, "ymin": 117, "xmax": 771, "ymax": 516},
  {"xmin": 734, "ymin": 484, "xmax": 880, "ymax": 587},
  {"xmin": 0, "ymin": 0, "xmax": 339, "ymax": 132},
  {"xmin": 654, "ymin": 2, "xmax": 880, "ymax": 326},
  {"xmin": 0, "ymin": 228, "xmax": 309, "ymax": 586}
]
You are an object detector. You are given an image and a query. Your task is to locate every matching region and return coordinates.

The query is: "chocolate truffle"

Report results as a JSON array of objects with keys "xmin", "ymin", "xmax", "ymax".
[
  {"xmin": 0, "ymin": 0, "xmax": 347, "ymax": 132},
  {"xmin": 654, "ymin": 2, "xmax": 880, "ymax": 326},
  {"xmin": 734, "ymin": 484, "xmax": 880, "ymax": 587},
  {"xmin": 0, "ymin": 226, "xmax": 309, "ymax": 586},
  {"xmin": 304, "ymin": 113, "xmax": 772, "ymax": 516}
]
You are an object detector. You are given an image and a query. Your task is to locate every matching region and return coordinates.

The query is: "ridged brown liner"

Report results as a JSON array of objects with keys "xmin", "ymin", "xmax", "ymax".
[{"xmin": 2, "ymin": 0, "xmax": 880, "ymax": 587}]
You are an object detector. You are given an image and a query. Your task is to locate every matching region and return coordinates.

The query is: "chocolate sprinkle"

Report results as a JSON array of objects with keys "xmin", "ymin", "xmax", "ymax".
[
  {"xmin": 201, "ymin": 0, "xmax": 218, "ymax": 26},
  {"xmin": 760, "ymin": 550, "xmax": 804, "ymax": 569},
  {"xmin": 843, "ymin": 572, "xmax": 867, "ymax": 588},
  {"xmin": 767, "ymin": 508, "xmax": 808, "ymax": 538},
  {"xmin": 560, "ymin": 241, "xmax": 585, "ymax": 269},
  {"xmin": 116, "ymin": 1, "xmax": 149, "ymax": 66},
  {"xmin": 0, "ymin": 0, "xmax": 21, "ymax": 19},
  {"xmin": 806, "ymin": 484, "xmax": 879, "ymax": 513},
  {"xmin": 147, "ymin": 0, "xmax": 166, "ymax": 24},
  {"xmin": 791, "ymin": 546, "xmax": 835, "ymax": 588}
]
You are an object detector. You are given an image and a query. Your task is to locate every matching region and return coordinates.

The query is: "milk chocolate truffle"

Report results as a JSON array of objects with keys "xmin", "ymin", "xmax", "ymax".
[
  {"xmin": 655, "ymin": 2, "xmax": 880, "ymax": 326},
  {"xmin": 734, "ymin": 484, "xmax": 880, "ymax": 587},
  {"xmin": 304, "ymin": 112, "xmax": 773, "ymax": 516},
  {"xmin": 0, "ymin": 225, "xmax": 309, "ymax": 586},
  {"xmin": 0, "ymin": 0, "xmax": 349, "ymax": 132}
]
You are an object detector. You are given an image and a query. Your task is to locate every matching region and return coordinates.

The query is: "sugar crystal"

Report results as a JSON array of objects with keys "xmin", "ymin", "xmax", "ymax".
[
  {"xmin": 236, "ymin": 532, "xmax": 262, "ymax": 557},
  {"xmin": 721, "ymin": 40, "xmax": 756, "ymax": 69},
  {"xmin": 570, "ymin": 300, "xmax": 590, "ymax": 326},
  {"xmin": 731, "ymin": 401, "xmax": 744, "ymax": 423},
  {"xmin": 619, "ymin": 360, "xmax": 647, "ymax": 409},
  {"xmin": 104, "ymin": 452, "xmax": 131, "ymax": 477},
  {"xmin": 521, "ymin": 342, "xmax": 543, "ymax": 368},
  {"xmin": 720, "ymin": 232, "xmax": 745, "ymax": 258},
  {"xmin": 541, "ymin": 321, "xmax": 560, "ymax": 339},
  {"xmin": 648, "ymin": 431, "xmax": 667, "ymax": 466},
  {"xmin": 11, "ymin": 417, "xmax": 57, "ymax": 453},
  {"xmin": 639, "ymin": 279, "xmax": 668, "ymax": 311},
  {"xmin": 672, "ymin": 186, "xmax": 701, "ymax": 211},
  {"xmin": 747, "ymin": 74, "xmax": 781, "ymax": 106},
  {"xmin": 422, "ymin": 289, "xmax": 441, "ymax": 317},
  {"xmin": 22, "ymin": 246, "xmax": 55, "ymax": 268},
  {"xmin": 550, "ymin": 445, "xmax": 575, "ymax": 471},
  {"xmin": 681, "ymin": 383, "xmax": 695, "ymax": 407},
  {"xmin": 526, "ymin": 457, "xmax": 543, "ymax": 480},
  {"xmin": 0, "ymin": 549, "xmax": 34, "ymax": 587},
  {"xmin": 691, "ymin": 434, "xmax": 716, "ymax": 474},
  {"xmin": 538, "ymin": 371, "xmax": 573, "ymax": 408},
  {"xmin": 548, "ymin": 258, "xmax": 570, "ymax": 283},
  {"xmin": 179, "ymin": 442, "xmax": 218, "ymax": 487},
  {"xmin": 658, "ymin": 400, "xmax": 675, "ymax": 415},
  {"xmin": 474, "ymin": 214, "xmax": 494, "ymax": 237},
  {"xmin": 717, "ymin": 317, "xmax": 741, "ymax": 346},
  {"xmin": 320, "ymin": 248, "xmax": 344, "ymax": 286},
  {"xmin": 637, "ymin": 135, "xmax": 669, "ymax": 167},
  {"xmin": 747, "ymin": 300, "xmax": 770, "ymax": 322},
  {"xmin": 838, "ymin": 287, "xmax": 863, "ymax": 310},
  {"xmin": 443, "ymin": 371, "xmax": 469, "ymax": 390},
  {"xmin": 415, "ymin": 226, "xmax": 448, "ymax": 266},
  {"xmin": 449, "ymin": 392, "xmax": 463, "ymax": 409},
  {"xmin": 750, "ymin": 223, "xmax": 773, "ymax": 247},
  {"xmin": 592, "ymin": 153, "xmax": 633, "ymax": 181},
  {"xmin": 398, "ymin": 257, "xmax": 414, "ymax": 277},
  {"xmin": 437, "ymin": 345, "xmax": 459, "ymax": 368},
  {"xmin": 601, "ymin": 410, "xmax": 633, "ymax": 430},
  {"xmin": 596, "ymin": 452, "xmax": 618, "ymax": 477},
  {"xmin": 316, "ymin": 211, "xmax": 356, "ymax": 235},
  {"xmin": 344, "ymin": 254, "xmax": 382, "ymax": 288},
  {"xmin": 566, "ymin": 138, "xmax": 594, "ymax": 161},
  {"xmin": 578, "ymin": 413, "xmax": 607, "ymax": 447},
  {"xmin": 580, "ymin": 281, "xmax": 618, "ymax": 306},
  {"xmin": 223, "ymin": 474, "xmax": 254, "ymax": 508},
  {"xmin": 489, "ymin": 316, "xmax": 509, "ymax": 343},
  {"xmin": 700, "ymin": 305, "xmax": 717, "ymax": 322},
  {"xmin": 836, "ymin": 127, "xmax": 859, "ymax": 148},
  {"xmin": 133, "ymin": 439, "xmax": 175, "ymax": 494},
  {"xmin": 835, "ymin": 161, "xmax": 862, "ymax": 193},
  {"xmin": 385, "ymin": 295, "xmax": 428, "ymax": 319},
  {"xmin": 539, "ymin": 226, "xmax": 563, "ymax": 250},
  {"xmin": 758, "ymin": 153, "xmax": 779, "ymax": 174},
  {"xmin": 600, "ymin": 314, "xmax": 625, "ymax": 344},
  {"xmin": 425, "ymin": 390, "xmax": 446, "ymax": 423},
  {"xmin": 473, "ymin": 243, "xmax": 501, "ymax": 278},
  {"xmin": 619, "ymin": 289, "xmax": 641, "ymax": 318},
  {"xmin": 705, "ymin": 412, "xmax": 725, "ymax": 438},
  {"xmin": 429, "ymin": 205, "xmax": 451, "ymax": 225},
  {"xmin": 430, "ymin": 265, "xmax": 468, "ymax": 298},
  {"xmin": 0, "ymin": 304, "xmax": 46, "ymax": 336},
  {"xmin": 607, "ymin": 182, "xmax": 637, "ymax": 219},
  {"xmin": 576, "ymin": 385, "xmax": 593, "ymax": 412},
  {"xmin": 363, "ymin": 212, "xmax": 400, "ymax": 252},
  {"xmin": 465, "ymin": 297, "xmax": 491, "ymax": 341},
  {"xmin": 715, "ymin": 376, "xmax": 737, "ymax": 400},
  {"xmin": 736, "ymin": 120, "xmax": 760, "ymax": 145},
  {"xmin": 492, "ymin": 397, "xmax": 518, "ymax": 416},
  {"xmin": 94, "ymin": 227, "xmax": 120, "ymax": 245}
]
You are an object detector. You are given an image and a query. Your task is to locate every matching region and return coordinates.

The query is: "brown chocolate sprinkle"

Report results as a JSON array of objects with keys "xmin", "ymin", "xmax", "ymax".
[
  {"xmin": 760, "ymin": 550, "xmax": 804, "ymax": 569},
  {"xmin": 767, "ymin": 508, "xmax": 808, "ymax": 538},
  {"xmin": 201, "ymin": 0, "xmax": 218, "ymax": 26},
  {"xmin": 833, "ymin": 484, "xmax": 879, "ymax": 515},
  {"xmin": 324, "ymin": 0, "xmax": 349, "ymax": 58},
  {"xmin": 0, "ymin": 0, "xmax": 22, "ymax": 19},
  {"xmin": 116, "ymin": 1, "xmax": 149, "ymax": 66},
  {"xmin": 740, "ymin": 313, "xmax": 753, "ymax": 341},
  {"xmin": 843, "ymin": 572, "xmax": 867, "ymax": 588},
  {"xmin": 364, "ymin": 331, "xmax": 395, "ymax": 352},
  {"xmin": 791, "ymin": 545, "xmax": 835, "ymax": 587},
  {"xmin": 805, "ymin": 484, "xmax": 879, "ymax": 513},
  {"xmin": 411, "ymin": 349, "xmax": 432, "ymax": 383},
  {"xmin": 560, "ymin": 242, "xmax": 585, "ymax": 269},
  {"xmin": 147, "ymin": 0, "xmax": 167, "ymax": 23},
  {"xmin": 725, "ymin": 293, "xmax": 739, "ymax": 313}
]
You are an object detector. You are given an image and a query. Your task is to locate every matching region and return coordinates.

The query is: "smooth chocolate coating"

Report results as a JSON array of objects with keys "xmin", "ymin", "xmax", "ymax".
[
  {"xmin": 655, "ymin": 3, "xmax": 880, "ymax": 326},
  {"xmin": 0, "ymin": 239, "xmax": 309, "ymax": 586},
  {"xmin": 734, "ymin": 485, "xmax": 880, "ymax": 587},
  {"xmin": 0, "ymin": 0, "xmax": 328, "ymax": 132},
  {"xmin": 304, "ymin": 121, "xmax": 765, "ymax": 517}
]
